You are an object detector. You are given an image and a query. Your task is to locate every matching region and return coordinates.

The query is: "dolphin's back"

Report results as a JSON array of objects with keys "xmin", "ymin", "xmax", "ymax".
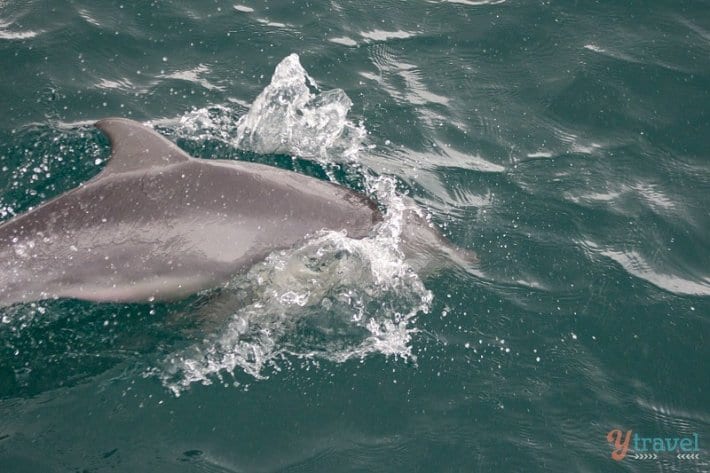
[{"xmin": 0, "ymin": 119, "xmax": 380, "ymax": 306}]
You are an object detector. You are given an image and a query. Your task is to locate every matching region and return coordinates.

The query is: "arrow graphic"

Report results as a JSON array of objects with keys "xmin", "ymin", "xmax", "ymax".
[{"xmin": 632, "ymin": 453, "xmax": 658, "ymax": 460}]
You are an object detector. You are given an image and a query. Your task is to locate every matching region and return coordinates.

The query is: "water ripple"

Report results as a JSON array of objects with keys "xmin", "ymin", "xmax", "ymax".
[{"xmin": 579, "ymin": 240, "xmax": 710, "ymax": 296}]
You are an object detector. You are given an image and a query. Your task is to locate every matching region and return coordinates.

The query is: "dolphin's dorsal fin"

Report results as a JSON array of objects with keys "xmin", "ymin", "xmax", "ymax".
[{"xmin": 95, "ymin": 118, "xmax": 190, "ymax": 175}]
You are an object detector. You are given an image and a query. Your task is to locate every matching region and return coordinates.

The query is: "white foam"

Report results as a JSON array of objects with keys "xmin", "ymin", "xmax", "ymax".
[
  {"xmin": 360, "ymin": 30, "xmax": 414, "ymax": 42},
  {"xmin": 526, "ymin": 151, "xmax": 553, "ymax": 158},
  {"xmin": 0, "ymin": 29, "xmax": 39, "ymax": 39},
  {"xmin": 329, "ymin": 36, "xmax": 358, "ymax": 47},
  {"xmin": 256, "ymin": 18, "xmax": 289, "ymax": 28},
  {"xmin": 583, "ymin": 44, "xmax": 605, "ymax": 53},
  {"xmin": 156, "ymin": 55, "xmax": 433, "ymax": 395}
]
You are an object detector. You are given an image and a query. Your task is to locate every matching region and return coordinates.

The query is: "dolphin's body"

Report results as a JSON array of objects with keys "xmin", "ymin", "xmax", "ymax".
[{"xmin": 0, "ymin": 118, "xmax": 381, "ymax": 306}]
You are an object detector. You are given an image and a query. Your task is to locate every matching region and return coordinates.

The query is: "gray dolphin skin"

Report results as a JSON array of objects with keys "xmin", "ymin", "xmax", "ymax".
[{"xmin": 0, "ymin": 118, "xmax": 382, "ymax": 306}]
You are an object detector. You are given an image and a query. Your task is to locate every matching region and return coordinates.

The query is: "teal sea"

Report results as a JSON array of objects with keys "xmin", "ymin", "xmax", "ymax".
[{"xmin": 1, "ymin": 1, "xmax": 709, "ymax": 471}]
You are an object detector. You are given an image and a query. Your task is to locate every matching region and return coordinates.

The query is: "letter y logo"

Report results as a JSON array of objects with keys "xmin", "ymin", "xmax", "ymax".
[{"xmin": 607, "ymin": 429, "xmax": 632, "ymax": 461}]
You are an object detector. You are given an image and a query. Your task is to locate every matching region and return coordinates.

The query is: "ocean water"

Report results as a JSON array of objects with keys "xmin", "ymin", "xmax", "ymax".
[{"xmin": 1, "ymin": 0, "xmax": 709, "ymax": 471}]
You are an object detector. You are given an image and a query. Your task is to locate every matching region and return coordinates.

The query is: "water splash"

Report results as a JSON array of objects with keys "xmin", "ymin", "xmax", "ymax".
[
  {"xmin": 160, "ymin": 222, "xmax": 432, "ymax": 395},
  {"xmin": 157, "ymin": 55, "xmax": 433, "ymax": 395},
  {"xmin": 172, "ymin": 54, "xmax": 366, "ymax": 164}
]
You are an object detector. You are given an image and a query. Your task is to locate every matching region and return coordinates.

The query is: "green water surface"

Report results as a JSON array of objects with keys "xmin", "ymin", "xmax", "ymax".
[{"xmin": 0, "ymin": 1, "xmax": 709, "ymax": 472}]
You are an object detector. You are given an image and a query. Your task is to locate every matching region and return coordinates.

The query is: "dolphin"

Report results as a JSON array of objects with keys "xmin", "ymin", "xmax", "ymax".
[{"xmin": 0, "ymin": 118, "xmax": 382, "ymax": 306}]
